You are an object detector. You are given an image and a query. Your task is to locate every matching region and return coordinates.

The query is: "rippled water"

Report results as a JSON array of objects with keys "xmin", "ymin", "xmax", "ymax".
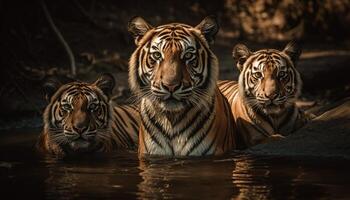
[{"xmin": 1, "ymin": 129, "xmax": 349, "ymax": 199}]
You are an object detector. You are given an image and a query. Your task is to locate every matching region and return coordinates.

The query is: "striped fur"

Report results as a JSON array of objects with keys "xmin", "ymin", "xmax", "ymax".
[
  {"xmin": 128, "ymin": 16, "xmax": 237, "ymax": 156},
  {"xmin": 218, "ymin": 42, "xmax": 309, "ymax": 148},
  {"xmin": 36, "ymin": 74, "xmax": 140, "ymax": 155}
]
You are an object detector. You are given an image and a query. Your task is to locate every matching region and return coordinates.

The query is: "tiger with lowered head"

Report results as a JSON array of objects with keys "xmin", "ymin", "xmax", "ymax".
[
  {"xmin": 36, "ymin": 74, "xmax": 140, "ymax": 156},
  {"xmin": 218, "ymin": 42, "xmax": 310, "ymax": 148},
  {"xmin": 128, "ymin": 16, "xmax": 237, "ymax": 157}
]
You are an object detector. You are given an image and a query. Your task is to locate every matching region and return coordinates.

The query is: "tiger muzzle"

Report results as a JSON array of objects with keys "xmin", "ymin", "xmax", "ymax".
[
  {"xmin": 161, "ymin": 81, "xmax": 181, "ymax": 93},
  {"xmin": 66, "ymin": 110, "xmax": 96, "ymax": 140},
  {"xmin": 160, "ymin": 60, "xmax": 183, "ymax": 91},
  {"xmin": 152, "ymin": 52, "xmax": 193, "ymax": 102}
]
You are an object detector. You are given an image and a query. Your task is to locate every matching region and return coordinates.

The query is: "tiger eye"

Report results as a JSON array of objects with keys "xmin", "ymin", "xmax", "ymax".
[
  {"xmin": 184, "ymin": 52, "xmax": 193, "ymax": 59},
  {"xmin": 61, "ymin": 104, "xmax": 72, "ymax": 111},
  {"xmin": 253, "ymin": 72, "xmax": 262, "ymax": 79},
  {"xmin": 279, "ymin": 71, "xmax": 287, "ymax": 78},
  {"xmin": 152, "ymin": 52, "xmax": 161, "ymax": 59}
]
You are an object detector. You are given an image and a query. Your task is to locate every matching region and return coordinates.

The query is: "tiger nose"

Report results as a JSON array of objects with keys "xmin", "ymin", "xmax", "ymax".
[
  {"xmin": 73, "ymin": 126, "xmax": 88, "ymax": 135},
  {"xmin": 72, "ymin": 111, "xmax": 89, "ymax": 134},
  {"xmin": 264, "ymin": 79, "xmax": 278, "ymax": 100},
  {"xmin": 162, "ymin": 82, "xmax": 181, "ymax": 92},
  {"xmin": 265, "ymin": 87, "xmax": 278, "ymax": 100},
  {"xmin": 265, "ymin": 92, "xmax": 278, "ymax": 100}
]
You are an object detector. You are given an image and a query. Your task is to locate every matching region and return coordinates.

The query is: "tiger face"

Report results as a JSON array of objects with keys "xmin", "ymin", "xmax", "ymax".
[
  {"xmin": 42, "ymin": 74, "xmax": 115, "ymax": 153},
  {"xmin": 233, "ymin": 42, "xmax": 302, "ymax": 114},
  {"xmin": 128, "ymin": 16, "xmax": 219, "ymax": 112}
]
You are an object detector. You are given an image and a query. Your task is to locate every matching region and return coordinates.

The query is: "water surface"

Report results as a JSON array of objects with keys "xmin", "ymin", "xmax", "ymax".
[{"xmin": 0, "ymin": 129, "xmax": 349, "ymax": 199}]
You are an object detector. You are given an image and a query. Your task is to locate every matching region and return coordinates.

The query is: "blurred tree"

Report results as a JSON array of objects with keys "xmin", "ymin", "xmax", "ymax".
[{"xmin": 224, "ymin": 0, "xmax": 350, "ymax": 42}]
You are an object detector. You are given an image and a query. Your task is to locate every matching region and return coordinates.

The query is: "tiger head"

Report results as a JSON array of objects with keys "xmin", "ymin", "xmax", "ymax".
[
  {"xmin": 233, "ymin": 42, "xmax": 302, "ymax": 114},
  {"xmin": 128, "ymin": 16, "xmax": 219, "ymax": 112},
  {"xmin": 42, "ymin": 74, "xmax": 115, "ymax": 154}
]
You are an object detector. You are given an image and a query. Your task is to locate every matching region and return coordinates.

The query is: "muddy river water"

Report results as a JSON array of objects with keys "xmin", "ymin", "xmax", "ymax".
[{"xmin": 0, "ymin": 129, "xmax": 349, "ymax": 199}]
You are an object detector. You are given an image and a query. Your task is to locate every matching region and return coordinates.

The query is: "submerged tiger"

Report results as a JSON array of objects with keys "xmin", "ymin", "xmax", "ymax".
[
  {"xmin": 36, "ymin": 74, "xmax": 140, "ymax": 155},
  {"xmin": 218, "ymin": 42, "xmax": 310, "ymax": 148},
  {"xmin": 128, "ymin": 16, "xmax": 237, "ymax": 157}
]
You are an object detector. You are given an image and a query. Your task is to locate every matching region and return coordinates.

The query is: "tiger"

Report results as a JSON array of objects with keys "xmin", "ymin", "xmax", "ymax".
[
  {"xmin": 218, "ymin": 41, "xmax": 310, "ymax": 148},
  {"xmin": 36, "ymin": 73, "xmax": 140, "ymax": 156},
  {"xmin": 127, "ymin": 16, "xmax": 237, "ymax": 157}
]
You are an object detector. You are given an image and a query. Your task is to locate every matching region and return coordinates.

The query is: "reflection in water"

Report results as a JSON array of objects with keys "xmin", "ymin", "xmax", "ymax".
[
  {"xmin": 232, "ymin": 155, "xmax": 272, "ymax": 199},
  {"xmin": 136, "ymin": 155, "xmax": 330, "ymax": 200},
  {"xmin": 41, "ymin": 153, "xmax": 142, "ymax": 199},
  {"xmin": 1, "ymin": 131, "xmax": 350, "ymax": 199},
  {"xmin": 137, "ymin": 157, "xmax": 235, "ymax": 199},
  {"xmin": 44, "ymin": 159, "xmax": 113, "ymax": 199},
  {"xmin": 39, "ymin": 154, "xmax": 335, "ymax": 200},
  {"xmin": 230, "ymin": 155, "xmax": 331, "ymax": 200}
]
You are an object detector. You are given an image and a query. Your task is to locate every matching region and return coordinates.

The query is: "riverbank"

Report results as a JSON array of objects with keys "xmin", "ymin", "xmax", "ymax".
[{"xmin": 247, "ymin": 98, "xmax": 350, "ymax": 159}]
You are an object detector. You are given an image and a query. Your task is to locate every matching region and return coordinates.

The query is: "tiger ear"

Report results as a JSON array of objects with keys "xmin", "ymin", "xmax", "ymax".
[
  {"xmin": 195, "ymin": 15, "xmax": 219, "ymax": 44},
  {"xmin": 232, "ymin": 44, "xmax": 251, "ymax": 71},
  {"xmin": 128, "ymin": 16, "xmax": 153, "ymax": 45},
  {"xmin": 43, "ymin": 76, "xmax": 63, "ymax": 102},
  {"xmin": 94, "ymin": 73, "xmax": 115, "ymax": 98},
  {"xmin": 283, "ymin": 41, "xmax": 302, "ymax": 64}
]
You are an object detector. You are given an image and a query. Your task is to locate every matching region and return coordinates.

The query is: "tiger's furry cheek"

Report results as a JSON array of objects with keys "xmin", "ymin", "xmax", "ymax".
[
  {"xmin": 247, "ymin": 77, "xmax": 257, "ymax": 90},
  {"xmin": 96, "ymin": 108, "xmax": 102, "ymax": 116},
  {"xmin": 284, "ymin": 85, "xmax": 292, "ymax": 93},
  {"xmin": 244, "ymin": 87, "xmax": 253, "ymax": 97},
  {"xmin": 189, "ymin": 59, "xmax": 197, "ymax": 67},
  {"xmin": 147, "ymin": 56, "xmax": 156, "ymax": 66}
]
